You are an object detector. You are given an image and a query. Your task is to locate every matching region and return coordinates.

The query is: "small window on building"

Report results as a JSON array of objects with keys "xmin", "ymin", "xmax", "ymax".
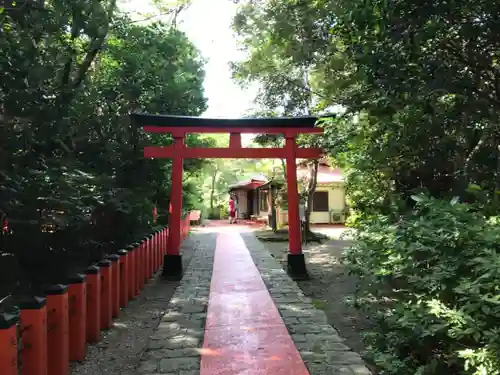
[
  {"xmin": 312, "ymin": 191, "xmax": 329, "ymax": 212},
  {"xmin": 259, "ymin": 191, "xmax": 269, "ymax": 212}
]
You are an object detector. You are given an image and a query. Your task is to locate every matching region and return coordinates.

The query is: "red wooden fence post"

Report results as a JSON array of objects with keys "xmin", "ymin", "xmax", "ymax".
[
  {"xmin": 45, "ymin": 284, "xmax": 69, "ymax": 375},
  {"xmin": 147, "ymin": 234, "xmax": 152, "ymax": 279},
  {"xmin": 106, "ymin": 255, "xmax": 120, "ymax": 318},
  {"xmin": 97, "ymin": 260, "xmax": 112, "ymax": 330},
  {"xmin": 117, "ymin": 249, "xmax": 129, "ymax": 308},
  {"xmin": 0, "ymin": 312, "xmax": 18, "ymax": 375},
  {"xmin": 84, "ymin": 266, "xmax": 100, "ymax": 343},
  {"xmin": 126, "ymin": 245, "xmax": 136, "ymax": 300},
  {"xmin": 150, "ymin": 233, "xmax": 155, "ymax": 276},
  {"xmin": 150, "ymin": 233, "xmax": 155, "ymax": 275},
  {"xmin": 143, "ymin": 237, "xmax": 149, "ymax": 283},
  {"xmin": 67, "ymin": 274, "xmax": 87, "ymax": 362},
  {"xmin": 160, "ymin": 228, "xmax": 164, "ymax": 265},
  {"xmin": 151, "ymin": 231, "xmax": 157, "ymax": 273},
  {"xmin": 151, "ymin": 233, "xmax": 157, "ymax": 275},
  {"xmin": 158, "ymin": 229, "xmax": 163, "ymax": 268},
  {"xmin": 155, "ymin": 230, "xmax": 161, "ymax": 271},
  {"xmin": 145, "ymin": 235, "xmax": 152, "ymax": 280},
  {"xmin": 20, "ymin": 296, "xmax": 48, "ymax": 375},
  {"xmin": 142, "ymin": 237, "xmax": 148, "ymax": 282},
  {"xmin": 133, "ymin": 242, "xmax": 140, "ymax": 297},
  {"xmin": 137, "ymin": 241, "xmax": 144, "ymax": 291},
  {"xmin": 159, "ymin": 228, "xmax": 164, "ymax": 257},
  {"xmin": 161, "ymin": 228, "xmax": 167, "ymax": 259}
]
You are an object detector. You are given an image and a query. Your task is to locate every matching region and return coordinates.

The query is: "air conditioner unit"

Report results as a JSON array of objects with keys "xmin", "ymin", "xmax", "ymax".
[{"xmin": 330, "ymin": 210, "xmax": 344, "ymax": 224}]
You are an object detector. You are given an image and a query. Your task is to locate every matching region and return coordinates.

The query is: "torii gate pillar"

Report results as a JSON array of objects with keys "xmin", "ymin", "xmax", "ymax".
[
  {"xmin": 162, "ymin": 134, "xmax": 184, "ymax": 280},
  {"xmin": 285, "ymin": 136, "xmax": 307, "ymax": 277}
]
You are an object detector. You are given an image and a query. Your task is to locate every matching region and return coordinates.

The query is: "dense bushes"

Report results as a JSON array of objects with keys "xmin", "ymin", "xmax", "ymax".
[
  {"xmin": 0, "ymin": 2, "xmax": 209, "ymax": 300},
  {"xmin": 345, "ymin": 195, "xmax": 500, "ymax": 375}
]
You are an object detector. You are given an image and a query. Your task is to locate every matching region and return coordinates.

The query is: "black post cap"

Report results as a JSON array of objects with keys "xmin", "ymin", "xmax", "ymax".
[
  {"xmin": 117, "ymin": 249, "xmax": 128, "ymax": 256},
  {"xmin": 45, "ymin": 284, "xmax": 68, "ymax": 295},
  {"xmin": 126, "ymin": 245, "xmax": 135, "ymax": 251},
  {"xmin": 85, "ymin": 265, "xmax": 100, "ymax": 275},
  {"xmin": 106, "ymin": 254, "xmax": 119, "ymax": 262},
  {"xmin": 0, "ymin": 312, "xmax": 18, "ymax": 329},
  {"xmin": 67, "ymin": 273, "xmax": 86, "ymax": 284},
  {"xmin": 18, "ymin": 296, "xmax": 47, "ymax": 310},
  {"xmin": 97, "ymin": 259, "xmax": 112, "ymax": 268}
]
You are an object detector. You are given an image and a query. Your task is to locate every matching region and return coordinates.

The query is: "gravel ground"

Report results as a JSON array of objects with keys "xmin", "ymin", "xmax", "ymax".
[
  {"xmin": 70, "ymin": 232, "xmax": 205, "ymax": 375},
  {"xmin": 261, "ymin": 232, "xmax": 371, "ymax": 356}
]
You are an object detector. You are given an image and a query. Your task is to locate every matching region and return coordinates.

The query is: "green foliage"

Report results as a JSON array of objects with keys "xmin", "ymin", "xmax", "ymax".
[
  {"xmin": 324, "ymin": 0, "xmax": 500, "ymax": 371},
  {"xmin": 232, "ymin": 1, "xmax": 335, "ymax": 233},
  {"xmin": 346, "ymin": 196, "xmax": 500, "ymax": 375},
  {"xmin": 219, "ymin": 202, "xmax": 229, "ymax": 220},
  {"xmin": 232, "ymin": 0, "xmax": 500, "ymax": 374},
  {"xmin": 197, "ymin": 157, "xmax": 280, "ymax": 219},
  {"xmin": 0, "ymin": 2, "xmax": 208, "ymax": 295}
]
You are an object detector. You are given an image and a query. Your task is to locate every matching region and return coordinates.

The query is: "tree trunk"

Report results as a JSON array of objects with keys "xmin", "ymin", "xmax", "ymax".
[
  {"xmin": 304, "ymin": 159, "xmax": 319, "ymax": 235},
  {"xmin": 210, "ymin": 170, "xmax": 218, "ymax": 217},
  {"xmin": 280, "ymin": 158, "xmax": 286, "ymax": 179},
  {"xmin": 268, "ymin": 187, "xmax": 278, "ymax": 231}
]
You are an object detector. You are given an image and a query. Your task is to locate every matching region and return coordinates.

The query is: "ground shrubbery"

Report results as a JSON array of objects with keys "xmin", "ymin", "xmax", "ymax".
[{"xmin": 345, "ymin": 195, "xmax": 500, "ymax": 375}]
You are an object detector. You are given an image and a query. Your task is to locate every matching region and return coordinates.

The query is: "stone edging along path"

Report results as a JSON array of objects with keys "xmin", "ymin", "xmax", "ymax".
[{"xmin": 136, "ymin": 230, "xmax": 371, "ymax": 375}]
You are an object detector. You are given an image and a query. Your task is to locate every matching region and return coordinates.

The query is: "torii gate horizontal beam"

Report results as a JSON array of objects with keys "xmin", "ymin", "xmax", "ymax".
[
  {"xmin": 144, "ymin": 146, "xmax": 323, "ymax": 159},
  {"xmin": 132, "ymin": 112, "xmax": 332, "ymax": 133},
  {"xmin": 143, "ymin": 126, "xmax": 322, "ymax": 136}
]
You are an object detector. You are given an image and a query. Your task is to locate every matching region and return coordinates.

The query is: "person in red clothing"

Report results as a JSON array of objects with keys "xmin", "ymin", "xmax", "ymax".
[{"xmin": 229, "ymin": 194, "xmax": 236, "ymax": 224}]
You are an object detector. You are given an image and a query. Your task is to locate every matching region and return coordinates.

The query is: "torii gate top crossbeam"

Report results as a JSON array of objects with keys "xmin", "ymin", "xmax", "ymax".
[
  {"xmin": 131, "ymin": 113, "xmax": 329, "ymax": 135},
  {"xmin": 132, "ymin": 112, "xmax": 326, "ymax": 159}
]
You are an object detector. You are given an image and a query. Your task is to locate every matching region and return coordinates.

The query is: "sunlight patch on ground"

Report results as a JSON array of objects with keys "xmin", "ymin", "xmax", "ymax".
[
  {"xmin": 305, "ymin": 252, "xmax": 339, "ymax": 266},
  {"xmin": 314, "ymin": 227, "xmax": 355, "ymax": 240},
  {"xmin": 303, "ymin": 241, "xmax": 345, "ymax": 266}
]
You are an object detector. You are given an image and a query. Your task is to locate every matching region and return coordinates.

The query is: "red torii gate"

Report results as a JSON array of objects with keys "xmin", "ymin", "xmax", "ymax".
[{"xmin": 131, "ymin": 113, "xmax": 324, "ymax": 280}]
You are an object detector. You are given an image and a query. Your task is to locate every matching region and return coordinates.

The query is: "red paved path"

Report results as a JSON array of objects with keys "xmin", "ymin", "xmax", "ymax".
[{"xmin": 200, "ymin": 229, "xmax": 310, "ymax": 375}]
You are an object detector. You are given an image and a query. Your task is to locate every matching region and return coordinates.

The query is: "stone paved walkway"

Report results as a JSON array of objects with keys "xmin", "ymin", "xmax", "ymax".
[{"xmin": 136, "ymin": 225, "xmax": 371, "ymax": 375}]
